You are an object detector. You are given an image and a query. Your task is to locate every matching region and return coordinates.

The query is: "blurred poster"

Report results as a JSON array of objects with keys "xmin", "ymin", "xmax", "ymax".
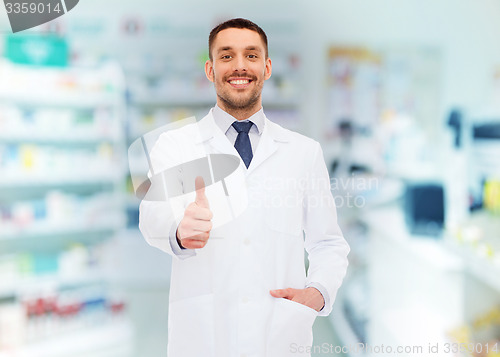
[
  {"xmin": 326, "ymin": 47, "xmax": 382, "ymax": 139},
  {"xmin": 381, "ymin": 47, "xmax": 441, "ymax": 141},
  {"xmin": 326, "ymin": 46, "xmax": 441, "ymax": 141}
]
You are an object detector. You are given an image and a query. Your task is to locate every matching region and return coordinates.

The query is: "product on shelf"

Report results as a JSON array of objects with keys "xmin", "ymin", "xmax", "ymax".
[
  {"xmin": 0, "ymin": 191, "xmax": 125, "ymax": 238},
  {"xmin": 447, "ymin": 306, "xmax": 500, "ymax": 357}
]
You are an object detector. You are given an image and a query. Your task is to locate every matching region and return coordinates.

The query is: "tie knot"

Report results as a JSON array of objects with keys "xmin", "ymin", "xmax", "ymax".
[{"xmin": 232, "ymin": 121, "xmax": 254, "ymax": 134}]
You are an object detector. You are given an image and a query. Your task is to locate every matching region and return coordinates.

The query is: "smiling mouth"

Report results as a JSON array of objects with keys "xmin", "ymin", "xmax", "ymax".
[
  {"xmin": 229, "ymin": 79, "xmax": 250, "ymax": 84},
  {"xmin": 227, "ymin": 78, "xmax": 253, "ymax": 88}
]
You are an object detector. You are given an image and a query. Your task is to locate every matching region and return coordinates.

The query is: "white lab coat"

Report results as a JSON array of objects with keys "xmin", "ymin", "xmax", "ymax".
[{"xmin": 139, "ymin": 109, "xmax": 350, "ymax": 357}]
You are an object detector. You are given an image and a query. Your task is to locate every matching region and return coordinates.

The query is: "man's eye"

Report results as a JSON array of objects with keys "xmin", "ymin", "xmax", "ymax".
[
  {"xmin": 221, "ymin": 55, "xmax": 232, "ymax": 59},
  {"xmin": 248, "ymin": 54, "xmax": 258, "ymax": 59}
]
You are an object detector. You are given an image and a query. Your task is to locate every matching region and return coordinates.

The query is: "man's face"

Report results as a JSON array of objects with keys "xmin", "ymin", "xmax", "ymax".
[{"xmin": 205, "ymin": 28, "xmax": 272, "ymax": 111}]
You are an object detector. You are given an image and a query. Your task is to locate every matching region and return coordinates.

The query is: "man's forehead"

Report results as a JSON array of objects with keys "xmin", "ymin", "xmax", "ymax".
[{"xmin": 214, "ymin": 28, "xmax": 265, "ymax": 50}]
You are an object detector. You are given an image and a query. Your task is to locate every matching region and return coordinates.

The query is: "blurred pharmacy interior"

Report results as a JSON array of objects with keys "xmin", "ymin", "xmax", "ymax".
[{"xmin": 1, "ymin": 0, "xmax": 500, "ymax": 356}]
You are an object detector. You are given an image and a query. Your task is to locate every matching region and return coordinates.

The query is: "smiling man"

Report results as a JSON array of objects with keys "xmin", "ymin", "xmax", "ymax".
[
  {"xmin": 139, "ymin": 18, "xmax": 349, "ymax": 357},
  {"xmin": 206, "ymin": 24, "xmax": 271, "ymax": 120}
]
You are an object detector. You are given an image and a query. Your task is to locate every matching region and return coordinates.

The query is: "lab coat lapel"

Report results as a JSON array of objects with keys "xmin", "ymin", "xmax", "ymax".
[
  {"xmin": 246, "ymin": 116, "xmax": 288, "ymax": 175},
  {"xmin": 195, "ymin": 110, "xmax": 239, "ymax": 156}
]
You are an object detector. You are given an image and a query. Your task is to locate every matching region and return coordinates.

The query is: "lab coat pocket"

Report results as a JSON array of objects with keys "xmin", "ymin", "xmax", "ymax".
[
  {"xmin": 267, "ymin": 297, "xmax": 318, "ymax": 356},
  {"xmin": 265, "ymin": 193, "xmax": 303, "ymax": 236},
  {"xmin": 167, "ymin": 293, "xmax": 215, "ymax": 357}
]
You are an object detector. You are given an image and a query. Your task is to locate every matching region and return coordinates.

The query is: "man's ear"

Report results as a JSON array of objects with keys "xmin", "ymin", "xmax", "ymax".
[
  {"xmin": 205, "ymin": 60, "xmax": 214, "ymax": 82},
  {"xmin": 264, "ymin": 57, "xmax": 272, "ymax": 80}
]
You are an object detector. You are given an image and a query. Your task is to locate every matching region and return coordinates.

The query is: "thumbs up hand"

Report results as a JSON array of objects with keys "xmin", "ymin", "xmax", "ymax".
[
  {"xmin": 194, "ymin": 175, "xmax": 210, "ymax": 209},
  {"xmin": 176, "ymin": 176, "xmax": 213, "ymax": 249}
]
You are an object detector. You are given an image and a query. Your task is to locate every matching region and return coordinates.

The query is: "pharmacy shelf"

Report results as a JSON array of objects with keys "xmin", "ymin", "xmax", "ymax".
[
  {"xmin": 0, "ymin": 91, "xmax": 120, "ymax": 109},
  {"xmin": 375, "ymin": 306, "xmax": 455, "ymax": 354},
  {"xmin": 0, "ymin": 320, "xmax": 134, "ymax": 357},
  {"xmin": 444, "ymin": 239, "xmax": 500, "ymax": 293},
  {"xmin": 0, "ymin": 271, "xmax": 106, "ymax": 298},
  {"xmin": 361, "ymin": 206, "xmax": 463, "ymax": 271},
  {"xmin": 0, "ymin": 132, "xmax": 121, "ymax": 144},
  {"xmin": 360, "ymin": 204, "xmax": 467, "ymax": 356},
  {"xmin": 0, "ymin": 219, "xmax": 125, "ymax": 241},
  {"xmin": 0, "ymin": 174, "xmax": 122, "ymax": 188},
  {"xmin": 0, "ymin": 61, "xmax": 131, "ymax": 356}
]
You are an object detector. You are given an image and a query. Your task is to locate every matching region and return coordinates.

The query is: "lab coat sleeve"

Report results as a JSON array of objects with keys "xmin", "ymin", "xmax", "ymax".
[
  {"xmin": 138, "ymin": 131, "xmax": 197, "ymax": 260},
  {"xmin": 303, "ymin": 142, "xmax": 350, "ymax": 316},
  {"xmin": 139, "ymin": 200, "xmax": 196, "ymax": 259},
  {"xmin": 305, "ymin": 281, "xmax": 329, "ymax": 312}
]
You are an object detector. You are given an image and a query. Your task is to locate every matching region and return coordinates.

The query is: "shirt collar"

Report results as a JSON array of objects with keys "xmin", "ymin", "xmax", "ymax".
[{"xmin": 212, "ymin": 104, "xmax": 265, "ymax": 135}]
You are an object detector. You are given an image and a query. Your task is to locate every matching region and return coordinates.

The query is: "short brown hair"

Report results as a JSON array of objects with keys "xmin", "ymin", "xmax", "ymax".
[{"xmin": 208, "ymin": 18, "xmax": 268, "ymax": 61}]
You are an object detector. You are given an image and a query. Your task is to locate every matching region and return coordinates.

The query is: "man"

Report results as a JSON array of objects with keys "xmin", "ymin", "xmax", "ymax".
[{"xmin": 139, "ymin": 18, "xmax": 349, "ymax": 357}]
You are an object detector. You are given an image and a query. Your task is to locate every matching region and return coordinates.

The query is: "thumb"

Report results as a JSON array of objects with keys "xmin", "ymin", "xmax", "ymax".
[
  {"xmin": 195, "ymin": 176, "xmax": 210, "ymax": 208},
  {"xmin": 270, "ymin": 288, "xmax": 294, "ymax": 299}
]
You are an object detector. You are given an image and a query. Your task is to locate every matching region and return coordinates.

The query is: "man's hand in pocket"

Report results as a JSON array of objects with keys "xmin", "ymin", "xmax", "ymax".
[{"xmin": 269, "ymin": 287, "xmax": 324, "ymax": 312}]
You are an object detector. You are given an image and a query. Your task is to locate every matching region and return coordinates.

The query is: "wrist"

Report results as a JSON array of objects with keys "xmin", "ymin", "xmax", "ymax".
[
  {"xmin": 176, "ymin": 229, "xmax": 186, "ymax": 250},
  {"xmin": 307, "ymin": 287, "xmax": 325, "ymax": 310}
]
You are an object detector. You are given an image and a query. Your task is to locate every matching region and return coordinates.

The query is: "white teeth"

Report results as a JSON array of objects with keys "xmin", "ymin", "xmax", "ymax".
[{"xmin": 230, "ymin": 79, "xmax": 249, "ymax": 85}]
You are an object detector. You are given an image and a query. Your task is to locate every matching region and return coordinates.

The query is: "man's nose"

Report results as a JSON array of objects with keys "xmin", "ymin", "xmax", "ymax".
[{"xmin": 233, "ymin": 55, "xmax": 247, "ymax": 72}]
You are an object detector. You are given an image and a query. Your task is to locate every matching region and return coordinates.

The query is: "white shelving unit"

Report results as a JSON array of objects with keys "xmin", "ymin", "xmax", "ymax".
[
  {"xmin": 0, "ymin": 60, "xmax": 133, "ymax": 355},
  {"xmin": 0, "ymin": 220, "xmax": 123, "ymax": 241},
  {"xmin": 0, "ymin": 320, "xmax": 134, "ymax": 357},
  {"xmin": 340, "ymin": 200, "xmax": 500, "ymax": 357},
  {"xmin": 0, "ymin": 272, "xmax": 105, "ymax": 298},
  {"xmin": 362, "ymin": 205, "xmax": 464, "ymax": 350},
  {"xmin": 445, "ymin": 238, "xmax": 500, "ymax": 294}
]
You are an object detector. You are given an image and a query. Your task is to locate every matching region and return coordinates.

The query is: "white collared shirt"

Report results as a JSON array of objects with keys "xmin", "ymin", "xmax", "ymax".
[{"xmin": 212, "ymin": 104, "xmax": 265, "ymax": 154}]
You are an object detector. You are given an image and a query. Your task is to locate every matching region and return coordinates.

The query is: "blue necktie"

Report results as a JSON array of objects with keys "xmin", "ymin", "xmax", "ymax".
[{"xmin": 232, "ymin": 121, "xmax": 254, "ymax": 168}]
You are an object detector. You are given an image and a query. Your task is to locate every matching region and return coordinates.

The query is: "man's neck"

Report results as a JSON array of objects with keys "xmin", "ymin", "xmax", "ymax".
[{"xmin": 216, "ymin": 99, "xmax": 262, "ymax": 121}]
